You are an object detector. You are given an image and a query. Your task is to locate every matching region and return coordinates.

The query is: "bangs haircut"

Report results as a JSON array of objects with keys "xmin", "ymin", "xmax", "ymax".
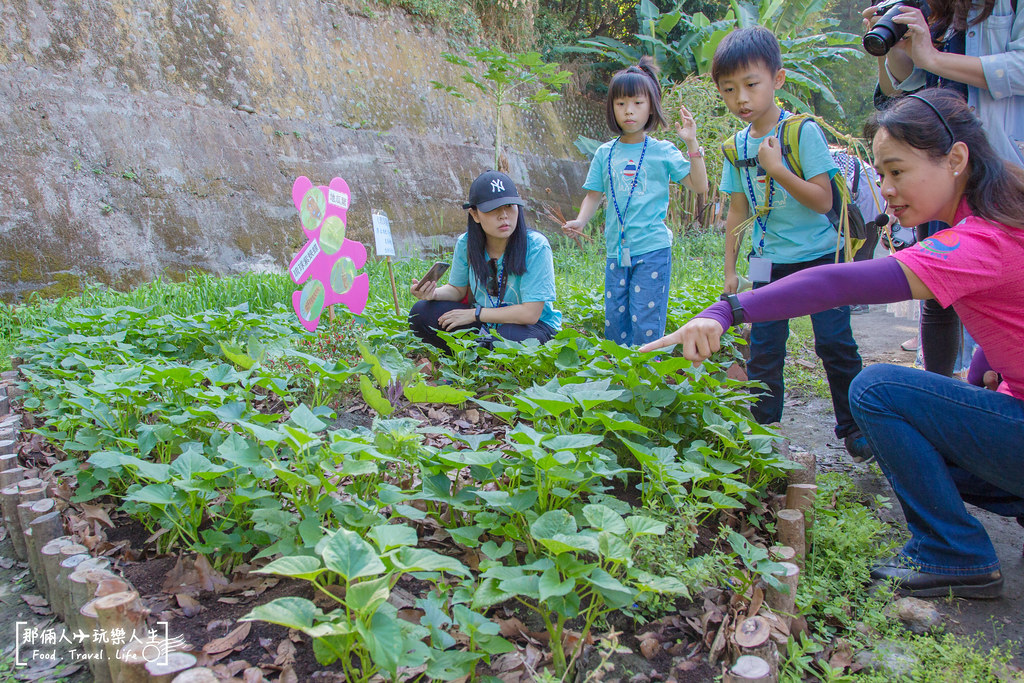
[
  {"xmin": 865, "ymin": 88, "xmax": 1024, "ymax": 230},
  {"xmin": 711, "ymin": 26, "xmax": 783, "ymax": 84},
  {"xmin": 466, "ymin": 209, "xmax": 529, "ymax": 292},
  {"xmin": 606, "ymin": 55, "xmax": 667, "ymax": 133}
]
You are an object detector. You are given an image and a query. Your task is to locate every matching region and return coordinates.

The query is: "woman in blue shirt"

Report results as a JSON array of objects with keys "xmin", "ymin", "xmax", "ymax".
[{"xmin": 409, "ymin": 170, "xmax": 561, "ymax": 351}]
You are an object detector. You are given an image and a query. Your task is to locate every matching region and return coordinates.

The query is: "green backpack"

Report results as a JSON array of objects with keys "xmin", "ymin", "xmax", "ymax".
[{"xmin": 721, "ymin": 113, "xmax": 869, "ymax": 256}]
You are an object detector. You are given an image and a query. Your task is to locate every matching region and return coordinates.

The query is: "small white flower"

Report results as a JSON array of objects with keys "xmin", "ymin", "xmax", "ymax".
[
  {"xmin": 646, "ymin": 330, "xmax": 653, "ymax": 336},
  {"xmin": 634, "ymin": 285, "xmax": 641, "ymax": 293},
  {"xmin": 619, "ymin": 279, "xmax": 626, "ymax": 286},
  {"xmin": 620, "ymin": 332, "xmax": 627, "ymax": 339},
  {"xmin": 632, "ymin": 315, "xmax": 638, "ymax": 322},
  {"xmin": 648, "ymin": 301, "xmax": 655, "ymax": 308},
  {"xmin": 651, "ymin": 271, "xmax": 659, "ymax": 279},
  {"xmin": 618, "ymin": 306, "xmax": 625, "ymax": 313},
  {"xmin": 606, "ymin": 291, "xmax": 612, "ymax": 299}
]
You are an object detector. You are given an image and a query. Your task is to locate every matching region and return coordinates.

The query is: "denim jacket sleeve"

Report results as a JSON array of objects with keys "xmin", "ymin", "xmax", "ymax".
[
  {"xmin": 976, "ymin": 0, "xmax": 1024, "ymax": 99},
  {"xmin": 886, "ymin": 0, "xmax": 1023, "ymax": 98}
]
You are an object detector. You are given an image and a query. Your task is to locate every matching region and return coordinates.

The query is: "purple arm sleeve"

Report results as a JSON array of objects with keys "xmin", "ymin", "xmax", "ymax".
[
  {"xmin": 695, "ymin": 258, "xmax": 912, "ymax": 330},
  {"xmin": 967, "ymin": 346, "xmax": 992, "ymax": 387}
]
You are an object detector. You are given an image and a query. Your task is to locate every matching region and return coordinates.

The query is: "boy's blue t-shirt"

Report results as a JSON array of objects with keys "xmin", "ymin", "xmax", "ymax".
[
  {"xmin": 584, "ymin": 136, "xmax": 691, "ymax": 258},
  {"xmin": 448, "ymin": 229, "xmax": 562, "ymax": 331},
  {"xmin": 719, "ymin": 113, "xmax": 839, "ymax": 264}
]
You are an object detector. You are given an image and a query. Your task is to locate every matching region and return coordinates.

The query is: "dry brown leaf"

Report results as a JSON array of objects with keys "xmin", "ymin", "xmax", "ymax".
[
  {"xmin": 639, "ymin": 635, "xmax": 661, "ymax": 660},
  {"xmin": 177, "ymin": 593, "xmax": 202, "ymax": 617},
  {"xmin": 278, "ymin": 667, "xmax": 299, "ymax": 683},
  {"xmin": 208, "ymin": 619, "xmax": 236, "ymax": 631},
  {"xmin": 828, "ymin": 639, "xmax": 854, "ymax": 670},
  {"xmin": 491, "ymin": 651, "xmax": 526, "ymax": 674},
  {"xmin": 195, "ymin": 554, "xmax": 231, "ymax": 592},
  {"xmin": 203, "ymin": 622, "xmax": 252, "ymax": 654},
  {"xmin": 21, "ymin": 594, "xmax": 48, "ymax": 607},
  {"xmin": 146, "ymin": 527, "xmax": 172, "ymax": 544},
  {"xmin": 397, "ymin": 608, "xmax": 424, "ymax": 624},
  {"xmin": 274, "ymin": 640, "xmax": 297, "ymax": 667},
  {"xmin": 243, "ymin": 666, "xmax": 266, "ymax": 683},
  {"xmin": 747, "ymin": 585, "xmax": 765, "ymax": 619},
  {"xmin": 0, "ymin": 557, "xmax": 14, "ymax": 569},
  {"xmin": 80, "ymin": 503, "xmax": 115, "ymax": 528}
]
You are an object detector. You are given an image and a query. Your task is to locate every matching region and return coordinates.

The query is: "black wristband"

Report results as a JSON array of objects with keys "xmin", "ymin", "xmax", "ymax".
[
  {"xmin": 474, "ymin": 305, "xmax": 483, "ymax": 323},
  {"xmin": 720, "ymin": 293, "xmax": 744, "ymax": 326}
]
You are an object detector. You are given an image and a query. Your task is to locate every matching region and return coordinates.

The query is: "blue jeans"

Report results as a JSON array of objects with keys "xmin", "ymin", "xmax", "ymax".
[
  {"xmin": 604, "ymin": 247, "xmax": 671, "ymax": 346},
  {"xmin": 747, "ymin": 256, "xmax": 863, "ymax": 437},
  {"xmin": 851, "ymin": 364, "xmax": 1024, "ymax": 575}
]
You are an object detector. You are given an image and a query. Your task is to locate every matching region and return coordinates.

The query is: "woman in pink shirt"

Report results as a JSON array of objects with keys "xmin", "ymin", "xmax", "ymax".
[{"xmin": 643, "ymin": 88, "xmax": 1024, "ymax": 599}]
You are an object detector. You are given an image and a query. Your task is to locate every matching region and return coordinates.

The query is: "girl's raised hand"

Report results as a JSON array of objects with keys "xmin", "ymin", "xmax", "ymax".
[
  {"xmin": 638, "ymin": 317, "xmax": 725, "ymax": 364},
  {"xmin": 410, "ymin": 278, "xmax": 436, "ymax": 301},
  {"xmin": 675, "ymin": 105, "xmax": 698, "ymax": 146}
]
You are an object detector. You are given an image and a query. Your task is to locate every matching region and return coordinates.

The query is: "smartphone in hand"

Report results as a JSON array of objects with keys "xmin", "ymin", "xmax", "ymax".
[{"xmin": 414, "ymin": 261, "xmax": 449, "ymax": 291}]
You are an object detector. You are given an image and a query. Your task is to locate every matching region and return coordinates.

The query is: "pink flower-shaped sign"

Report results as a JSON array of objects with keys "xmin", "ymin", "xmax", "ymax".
[{"xmin": 287, "ymin": 176, "xmax": 369, "ymax": 331}]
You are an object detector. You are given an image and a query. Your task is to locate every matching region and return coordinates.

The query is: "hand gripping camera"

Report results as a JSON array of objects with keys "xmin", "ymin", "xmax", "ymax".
[{"xmin": 863, "ymin": 0, "xmax": 931, "ymax": 57}]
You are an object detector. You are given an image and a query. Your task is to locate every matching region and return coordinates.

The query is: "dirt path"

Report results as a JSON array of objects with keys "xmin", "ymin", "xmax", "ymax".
[{"xmin": 780, "ymin": 304, "xmax": 1024, "ymax": 666}]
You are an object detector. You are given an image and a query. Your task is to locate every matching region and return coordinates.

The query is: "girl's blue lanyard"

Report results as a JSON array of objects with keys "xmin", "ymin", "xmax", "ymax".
[
  {"xmin": 607, "ymin": 135, "xmax": 649, "ymax": 267},
  {"xmin": 743, "ymin": 110, "xmax": 786, "ymax": 257},
  {"xmin": 486, "ymin": 258, "xmax": 505, "ymax": 310}
]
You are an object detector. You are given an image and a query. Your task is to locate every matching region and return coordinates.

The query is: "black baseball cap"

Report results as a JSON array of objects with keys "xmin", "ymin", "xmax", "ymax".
[{"xmin": 462, "ymin": 170, "xmax": 527, "ymax": 213}]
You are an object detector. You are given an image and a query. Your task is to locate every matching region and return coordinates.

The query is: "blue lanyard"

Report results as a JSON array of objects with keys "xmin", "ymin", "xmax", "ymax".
[
  {"xmin": 607, "ymin": 135, "xmax": 649, "ymax": 266},
  {"xmin": 742, "ymin": 110, "xmax": 786, "ymax": 256},
  {"xmin": 486, "ymin": 258, "xmax": 505, "ymax": 309}
]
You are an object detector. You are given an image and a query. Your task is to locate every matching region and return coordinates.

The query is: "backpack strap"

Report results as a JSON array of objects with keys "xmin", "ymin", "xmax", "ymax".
[
  {"xmin": 777, "ymin": 113, "xmax": 811, "ymax": 179},
  {"xmin": 721, "ymin": 132, "xmax": 758, "ymax": 169}
]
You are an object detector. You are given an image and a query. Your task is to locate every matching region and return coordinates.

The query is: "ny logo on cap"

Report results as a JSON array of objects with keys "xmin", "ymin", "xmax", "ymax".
[{"xmin": 491, "ymin": 179, "xmax": 505, "ymax": 193}]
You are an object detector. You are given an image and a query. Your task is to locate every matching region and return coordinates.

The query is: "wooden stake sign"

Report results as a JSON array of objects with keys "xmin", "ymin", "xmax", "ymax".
[
  {"xmin": 372, "ymin": 210, "xmax": 400, "ymax": 315},
  {"xmin": 287, "ymin": 176, "xmax": 370, "ymax": 331}
]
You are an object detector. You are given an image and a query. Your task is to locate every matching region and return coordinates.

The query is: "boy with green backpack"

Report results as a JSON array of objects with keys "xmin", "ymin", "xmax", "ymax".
[{"xmin": 712, "ymin": 26, "xmax": 872, "ymax": 463}]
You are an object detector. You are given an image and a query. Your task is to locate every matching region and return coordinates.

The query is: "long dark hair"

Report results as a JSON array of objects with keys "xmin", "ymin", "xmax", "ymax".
[
  {"xmin": 929, "ymin": 0, "xmax": 997, "ymax": 37},
  {"xmin": 465, "ymin": 209, "xmax": 529, "ymax": 294},
  {"xmin": 864, "ymin": 88, "xmax": 1024, "ymax": 229},
  {"xmin": 606, "ymin": 55, "xmax": 667, "ymax": 133}
]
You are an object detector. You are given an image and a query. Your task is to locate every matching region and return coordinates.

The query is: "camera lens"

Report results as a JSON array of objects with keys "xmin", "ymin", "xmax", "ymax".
[
  {"xmin": 863, "ymin": 28, "xmax": 895, "ymax": 56},
  {"xmin": 862, "ymin": 2, "xmax": 911, "ymax": 57}
]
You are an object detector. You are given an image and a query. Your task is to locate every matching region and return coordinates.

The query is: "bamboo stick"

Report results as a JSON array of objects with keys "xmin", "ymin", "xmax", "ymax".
[
  {"xmin": 765, "ymin": 562, "xmax": 800, "ymax": 623},
  {"xmin": 93, "ymin": 591, "xmax": 149, "ymax": 682},
  {"xmin": 785, "ymin": 484, "xmax": 818, "ymax": 530},
  {"xmin": 172, "ymin": 667, "xmax": 219, "ymax": 682},
  {"xmin": 147, "ymin": 652, "xmax": 199, "ymax": 683},
  {"xmin": 732, "ymin": 616, "xmax": 778, "ymax": 676},
  {"xmin": 17, "ymin": 497, "xmax": 55, "ymax": 594},
  {"xmin": 723, "ymin": 655, "xmax": 775, "ymax": 683},
  {"xmin": 26, "ymin": 507, "xmax": 62, "ymax": 597},
  {"xmin": 776, "ymin": 510, "xmax": 806, "ymax": 569},
  {"xmin": 786, "ymin": 451, "xmax": 817, "ymax": 487},
  {"xmin": 80, "ymin": 599, "xmax": 114, "ymax": 683}
]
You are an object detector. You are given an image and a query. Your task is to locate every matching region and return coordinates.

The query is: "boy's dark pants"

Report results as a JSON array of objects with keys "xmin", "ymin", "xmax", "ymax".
[{"xmin": 747, "ymin": 255, "xmax": 863, "ymax": 438}]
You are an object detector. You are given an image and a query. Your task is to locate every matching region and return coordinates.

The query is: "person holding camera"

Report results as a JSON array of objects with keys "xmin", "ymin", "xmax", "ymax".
[
  {"xmin": 408, "ymin": 170, "xmax": 562, "ymax": 351},
  {"xmin": 865, "ymin": 0, "xmax": 1023, "ymax": 376}
]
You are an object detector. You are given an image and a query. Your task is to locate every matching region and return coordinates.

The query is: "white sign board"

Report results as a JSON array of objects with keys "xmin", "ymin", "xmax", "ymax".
[{"xmin": 372, "ymin": 211, "xmax": 396, "ymax": 258}]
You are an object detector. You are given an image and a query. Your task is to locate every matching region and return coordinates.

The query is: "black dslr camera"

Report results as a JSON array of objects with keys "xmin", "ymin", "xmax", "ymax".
[{"xmin": 863, "ymin": 0, "xmax": 931, "ymax": 56}]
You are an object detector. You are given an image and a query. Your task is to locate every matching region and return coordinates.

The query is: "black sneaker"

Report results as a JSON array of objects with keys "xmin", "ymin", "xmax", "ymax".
[
  {"xmin": 844, "ymin": 431, "xmax": 874, "ymax": 463},
  {"xmin": 870, "ymin": 557, "xmax": 1003, "ymax": 599}
]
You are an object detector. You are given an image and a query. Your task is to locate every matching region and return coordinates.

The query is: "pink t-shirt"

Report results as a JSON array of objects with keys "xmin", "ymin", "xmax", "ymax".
[{"xmin": 894, "ymin": 199, "xmax": 1024, "ymax": 399}]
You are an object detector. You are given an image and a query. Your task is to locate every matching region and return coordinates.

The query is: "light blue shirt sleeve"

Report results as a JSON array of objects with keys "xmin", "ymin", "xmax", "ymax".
[
  {"xmin": 519, "ymin": 233, "xmax": 557, "ymax": 304},
  {"xmin": 719, "ymin": 147, "xmax": 742, "ymax": 194},
  {"xmin": 663, "ymin": 140, "xmax": 691, "ymax": 183},
  {"xmin": 448, "ymin": 234, "xmax": 470, "ymax": 288},
  {"xmin": 583, "ymin": 144, "xmax": 610, "ymax": 192},
  {"xmin": 795, "ymin": 121, "xmax": 839, "ymax": 182}
]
